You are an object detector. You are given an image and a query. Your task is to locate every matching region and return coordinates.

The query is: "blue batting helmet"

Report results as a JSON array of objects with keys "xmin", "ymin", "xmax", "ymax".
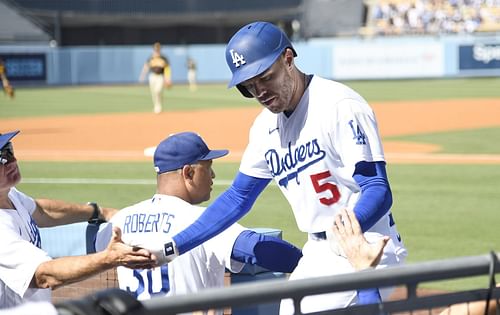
[{"xmin": 225, "ymin": 21, "xmax": 297, "ymax": 98}]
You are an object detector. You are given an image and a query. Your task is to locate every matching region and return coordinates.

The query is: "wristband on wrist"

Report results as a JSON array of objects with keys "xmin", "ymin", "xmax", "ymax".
[
  {"xmin": 87, "ymin": 202, "xmax": 105, "ymax": 224},
  {"xmin": 161, "ymin": 241, "xmax": 179, "ymax": 264},
  {"xmin": 129, "ymin": 239, "xmax": 179, "ymax": 265}
]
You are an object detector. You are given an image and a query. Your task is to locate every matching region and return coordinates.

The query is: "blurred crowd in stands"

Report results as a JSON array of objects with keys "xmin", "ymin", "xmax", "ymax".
[{"xmin": 365, "ymin": 0, "xmax": 500, "ymax": 35}]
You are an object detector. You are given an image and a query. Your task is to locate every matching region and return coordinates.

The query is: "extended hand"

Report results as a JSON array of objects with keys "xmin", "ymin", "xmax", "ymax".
[
  {"xmin": 332, "ymin": 209, "xmax": 389, "ymax": 271},
  {"xmin": 106, "ymin": 226, "xmax": 158, "ymax": 269}
]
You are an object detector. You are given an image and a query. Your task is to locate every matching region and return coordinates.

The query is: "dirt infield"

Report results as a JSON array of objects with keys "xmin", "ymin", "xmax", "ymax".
[{"xmin": 2, "ymin": 97, "xmax": 500, "ymax": 164}]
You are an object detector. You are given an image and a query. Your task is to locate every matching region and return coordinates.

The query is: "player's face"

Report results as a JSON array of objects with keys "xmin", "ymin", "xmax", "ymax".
[
  {"xmin": 241, "ymin": 54, "xmax": 295, "ymax": 114},
  {"xmin": 0, "ymin": 142, "xmax": 21, "ymax": 189},
  {"xmin": 189, "ymin": 160, "xmax": 215, "ymax": 204}
]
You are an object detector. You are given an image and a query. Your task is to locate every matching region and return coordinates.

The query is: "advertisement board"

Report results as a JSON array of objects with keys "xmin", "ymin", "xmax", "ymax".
[
  {"xmin": 459, "ymin": 43, "xmax": 500, "ymax": 70},
  {"xmin": 0, "ymin": 53, "xmax": 46, "ymax": 81},
  {"xmin": 332, "ymin": 41, "xmax": 444, "ymax": 80}
]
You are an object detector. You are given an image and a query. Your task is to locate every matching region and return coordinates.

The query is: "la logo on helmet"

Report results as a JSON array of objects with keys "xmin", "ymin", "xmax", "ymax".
[{"xmin": 229, "ymin": 49, "xmax": 246, "ymax": 68}]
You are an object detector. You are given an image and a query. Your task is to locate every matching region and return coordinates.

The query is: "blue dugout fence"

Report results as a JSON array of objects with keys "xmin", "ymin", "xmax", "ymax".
[{"xmin": 1, "ymin": 34, "xmax": 500, "ymax": 86}]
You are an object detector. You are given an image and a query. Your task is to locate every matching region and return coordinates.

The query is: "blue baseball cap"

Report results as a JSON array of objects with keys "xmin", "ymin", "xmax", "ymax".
[
  {"xmin": 154, "ymin": 132, "xmax": 229, "ymax": 174},
  {"xmin": 0, "ymin": 130, "xmax": 20, "ymax": 149}
]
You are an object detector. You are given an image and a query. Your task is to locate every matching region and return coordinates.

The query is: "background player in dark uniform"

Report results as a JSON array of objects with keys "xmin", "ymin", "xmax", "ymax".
[{"xmin": 139, "ymin": 42, "xmax": 172, "ymax": 114}]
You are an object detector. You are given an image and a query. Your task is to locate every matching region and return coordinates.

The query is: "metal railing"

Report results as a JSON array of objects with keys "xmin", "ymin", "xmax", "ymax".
[{"xmin": 57, "ymin": 252, "xmax": 500, "ymax": 315}]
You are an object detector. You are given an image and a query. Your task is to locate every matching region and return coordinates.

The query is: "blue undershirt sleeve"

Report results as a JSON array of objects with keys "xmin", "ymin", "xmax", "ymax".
[
  {"xmin": 231, "ymin": 230, "xmax": 303, "ymax": 273},
  {"xmin": 173, "ymin": 172, "xmax": 271, "ymax": 254},
  {"xmin": 352, "ymin": 161, "xmax": 392, "ymax": 232}
]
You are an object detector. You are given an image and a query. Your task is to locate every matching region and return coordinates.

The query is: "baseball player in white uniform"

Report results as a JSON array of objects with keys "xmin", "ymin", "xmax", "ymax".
[
  {"xmin": 147, "ymin": 22, "xmax": 407, "ymax": 314},
  {"xmin": 96, "ymin": 132, "xmax": 302, "ymax": 314}
]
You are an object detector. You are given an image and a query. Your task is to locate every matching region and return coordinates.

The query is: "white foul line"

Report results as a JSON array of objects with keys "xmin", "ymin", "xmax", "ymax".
[{"xmin": 21, "ymin": 178, "xmax": 234, "ymax": 186}]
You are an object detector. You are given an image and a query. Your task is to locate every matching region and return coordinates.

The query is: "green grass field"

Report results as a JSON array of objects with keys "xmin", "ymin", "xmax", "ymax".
[
  {"xmin": 4, "ymin": 78, "xmax": 500, "ymax": 291},
  {"xmin": 2, "ymin": 77, "xmax": 500, "ymax": 118}
]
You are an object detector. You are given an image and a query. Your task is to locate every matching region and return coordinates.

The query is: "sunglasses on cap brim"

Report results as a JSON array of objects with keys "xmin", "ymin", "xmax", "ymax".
[{"xmin": 0, "ymin": 142, "xmax": 15, "ymax": 165}]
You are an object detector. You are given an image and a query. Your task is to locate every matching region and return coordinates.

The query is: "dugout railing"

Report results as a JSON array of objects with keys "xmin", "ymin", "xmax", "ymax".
[{"xmin": 59, "ymin": 252, "xmax": 500, "ymax": 315}]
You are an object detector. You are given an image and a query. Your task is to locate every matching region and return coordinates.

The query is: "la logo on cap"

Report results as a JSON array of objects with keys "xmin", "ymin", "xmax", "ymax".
[{"xmin": 229, "ymin": 49, "xmax": 246, "ymax": 68}]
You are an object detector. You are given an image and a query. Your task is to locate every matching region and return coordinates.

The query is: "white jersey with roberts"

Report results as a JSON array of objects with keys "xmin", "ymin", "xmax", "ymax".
[
  {"xmin": 0, "ymin": 188, "xmax": 52, "ymax": 308},
  {"xmin": 95, "ymin": 194, "xmax": 245, "ymax": 303}
]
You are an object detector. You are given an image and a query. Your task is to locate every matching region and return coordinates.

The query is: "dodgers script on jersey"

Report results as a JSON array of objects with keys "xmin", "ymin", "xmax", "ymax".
[
  {"xmin": 240, "ymin": 75, "xmax": 385, "ymax": 233},
  {"xmin": 95, "ymin": 194, "xmax": 245, "ymax": 304},
  {"xmin": 0, "ymin": 188, "xmax": 52, "ymax": 308}
]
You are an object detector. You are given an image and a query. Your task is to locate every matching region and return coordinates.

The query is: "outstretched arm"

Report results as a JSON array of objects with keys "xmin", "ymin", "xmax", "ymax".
[
  {"xmin": 173, "ymin": 172, "xmax": 271, "ymax": 255},
  {"xmin": 33, "ymin": 199, "xmax": 117, "ymax": 227},
  {"xmin": 31, "ymin": 227, "xmax": 156, "ymax": 290}
]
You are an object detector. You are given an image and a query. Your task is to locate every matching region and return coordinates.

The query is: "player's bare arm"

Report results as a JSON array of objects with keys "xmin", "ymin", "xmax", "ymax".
[
  {"xmin": 30, "ymin": 226, "xmax": 156, "ymax": 290},
  {"xmin": 333, "ymin": 209, "xmax": 389, "ymax": 271},
  {"xmin": 33, "ymin": 199, "xmax": 118, "ymax": 227},
  {"xmin": 139, "ymin": 62, "xmax": 149, "ymax": 81}
]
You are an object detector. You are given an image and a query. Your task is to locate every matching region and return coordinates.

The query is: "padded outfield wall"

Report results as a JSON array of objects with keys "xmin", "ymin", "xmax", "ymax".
[{"xmin": 0, "ymin": 34, "xmax": 499, "ymax": 85}]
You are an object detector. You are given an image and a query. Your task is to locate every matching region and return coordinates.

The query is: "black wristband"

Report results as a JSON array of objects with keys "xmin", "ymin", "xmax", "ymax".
[{"xmin": 87, "ymin": 202, "xmax": 104, "ymax": 224}]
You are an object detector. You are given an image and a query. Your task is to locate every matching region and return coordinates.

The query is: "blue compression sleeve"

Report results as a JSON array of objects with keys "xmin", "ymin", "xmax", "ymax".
[
  {"xmin": 231, "ymin": 230, "xmax": 302, "ymax": 273},
  {"xmin": 352, "ymin": 161, "xmax": 392, "ymax": 232},
  {"xmin": 173, "ymin": 172, "xmax": 271, "ymax": 254},
  {"xmin": 357, "ymin": 288, "xmax": 382, "ymax": 304}
]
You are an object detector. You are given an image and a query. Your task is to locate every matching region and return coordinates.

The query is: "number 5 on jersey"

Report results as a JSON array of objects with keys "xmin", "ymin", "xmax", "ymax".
[{"xmin": 310, "ymin": 170, "xmax": 340, "ymax": 206}]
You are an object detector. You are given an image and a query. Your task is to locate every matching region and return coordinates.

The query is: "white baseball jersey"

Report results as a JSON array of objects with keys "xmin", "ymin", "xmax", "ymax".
[
  {"xmin": 0, "ymin": 188, "xmax": 52, "ymax": 308},
  {"xmin": 95, "ymin": 194, "xmax": 245, "ymax": 310},
  {"xmin": 240, "ymin": 75, "xmax": 386, "ymax": 233},
  {"xmin": 239, "ymin": 76, "xmax": 407, "ymax": 313}
]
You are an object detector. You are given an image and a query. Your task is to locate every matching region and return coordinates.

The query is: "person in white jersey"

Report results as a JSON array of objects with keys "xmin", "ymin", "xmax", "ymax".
[
  {"xmin": 0, "ymin": 130, "xmax": 156, "ymax": 309},
  {"xmin": 95, "ymin": 131, "xmax": 303, "ymax": 314},
  {"xmin": 150, "ymin": 21, "xmax": 407, "ymax": 314}
]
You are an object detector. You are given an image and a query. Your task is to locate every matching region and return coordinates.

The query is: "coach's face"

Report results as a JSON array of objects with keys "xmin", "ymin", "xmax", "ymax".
[
  {"xmin": 188, "ymin": 160, "xmax": 215, "ymax": 205},
  {"xmin": 241, "ymin": 50, "xmax": 296, "ymax": 114}
]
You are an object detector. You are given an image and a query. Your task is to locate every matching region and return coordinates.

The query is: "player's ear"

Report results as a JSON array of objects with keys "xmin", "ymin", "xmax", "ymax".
[{"xmin": 181, "ymin": 165, "xmax": 195, "ymax": 180}]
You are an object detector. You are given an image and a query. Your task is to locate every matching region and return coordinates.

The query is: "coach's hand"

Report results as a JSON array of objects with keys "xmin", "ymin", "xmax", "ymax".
[
  {"xmin": 106, "ymin": 226, "xmax": 158, "ymax": 269},
  {"xmin": 333, "ymin": 209, "xmax": 388, "ymax": 271}
]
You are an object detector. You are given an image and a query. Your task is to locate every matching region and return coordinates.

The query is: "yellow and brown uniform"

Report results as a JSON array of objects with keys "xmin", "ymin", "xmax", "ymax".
[
  {"xmin": 147, "ymin": 55, "xmax": 171, "ymax": 79},
  {"xmin": 0, "ymin": 60, "xmax": 14, "ymax": 98},
  {"xmin": 146, "ymin": 54, "xmax": 171, "ymax": 113}
]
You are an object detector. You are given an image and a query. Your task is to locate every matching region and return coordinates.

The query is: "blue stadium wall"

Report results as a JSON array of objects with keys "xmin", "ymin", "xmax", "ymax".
[{"xmin": 0, "ymin": 34, "xmax": 499, "ymax": 85}]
